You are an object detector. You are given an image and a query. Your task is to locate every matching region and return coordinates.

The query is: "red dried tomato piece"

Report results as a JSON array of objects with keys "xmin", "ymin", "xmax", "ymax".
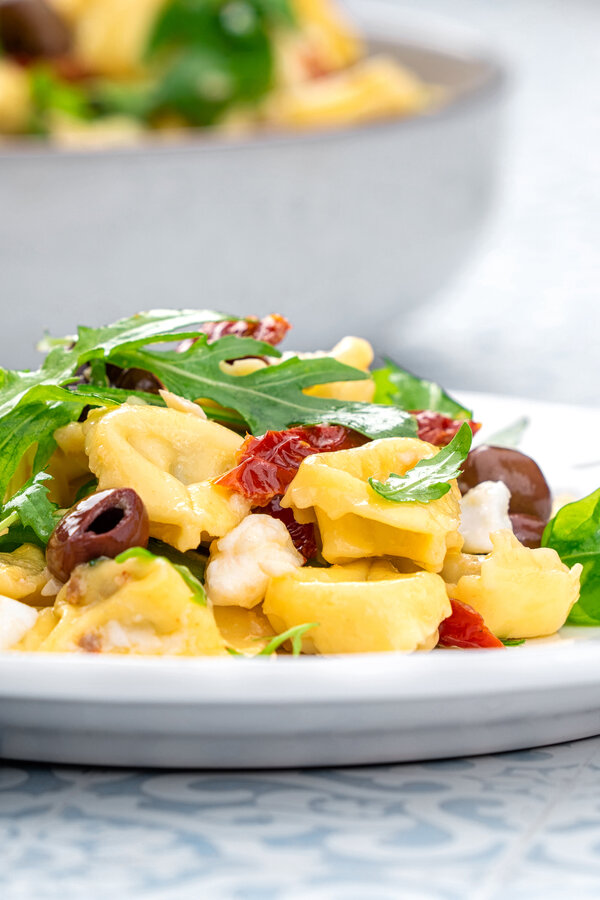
[
  {"xmin": 438, "ymin": 599, "xmax": 504, "ymax": 649},
  {"xmin": 179, "ymin": 315, "xmax": 291, "ymax": 352},
  {"xmin": 216, "ymin": 425, "xmax": 366, "ymax": 505},
  {"xmin": 414, "ymin": 411, "xmax": 481, "ymax": 447},
  {"xmin": 260, "ymin": 497, "xmax": 318, "ymax": 561}
]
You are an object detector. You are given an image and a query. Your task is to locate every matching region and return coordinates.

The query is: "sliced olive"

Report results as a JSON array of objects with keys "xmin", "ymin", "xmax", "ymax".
[
  {"xmin": 46, "ymin": 488, "xmax": 149, "ymax": 582},
  {"xmin": 0, "ymin": 0, "xmax": 71, "ymax": 59},
  {"xmin": 458, "ymin": 445, "xmax": 552, "ymax": 521}
]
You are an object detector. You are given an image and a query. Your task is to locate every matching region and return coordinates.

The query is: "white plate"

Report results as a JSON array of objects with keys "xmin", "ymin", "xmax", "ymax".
[{"xmin": 1, "ymin": 391, "xmax": 599, "ymax": 769}]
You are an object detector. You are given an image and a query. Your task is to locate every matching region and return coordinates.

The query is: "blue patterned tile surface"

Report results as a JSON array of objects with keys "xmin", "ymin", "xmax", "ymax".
[{"xmin": 3, "ymin": 738, "xmax": 600, "ymax": 899}]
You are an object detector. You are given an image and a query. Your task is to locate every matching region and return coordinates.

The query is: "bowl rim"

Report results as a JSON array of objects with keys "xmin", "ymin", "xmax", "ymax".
[{"xmin": 0, "ymin": 0, "xmax": 507, "ymax": 162}]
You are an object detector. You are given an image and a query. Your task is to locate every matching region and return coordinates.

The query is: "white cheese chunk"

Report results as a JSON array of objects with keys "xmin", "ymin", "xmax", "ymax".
[
  {"xmin": 0, "ymin": 594, "xmax": 38, "ymax": 650},
  {"xmin": 459, "ymin": 481, "xmax": 513, "ymax": 554},
  {"xmin": 206, "ymin": 515, "xmax": 304, "ymax": 609}
]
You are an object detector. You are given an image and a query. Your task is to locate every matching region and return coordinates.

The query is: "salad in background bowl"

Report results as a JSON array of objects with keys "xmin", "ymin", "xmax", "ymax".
[
  {"xmin": 0, "ymin": 0, "xmax": 437, "ymax": 145},
  {"xmin": 0, "ymin": 1, "xmax": 506, "ymax": 369}
]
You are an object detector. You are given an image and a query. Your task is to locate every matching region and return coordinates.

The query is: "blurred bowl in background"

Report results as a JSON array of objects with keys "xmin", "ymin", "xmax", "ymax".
[{"xmin": 0, "ymin": 1, "xmax": 506, "ymax": 367}]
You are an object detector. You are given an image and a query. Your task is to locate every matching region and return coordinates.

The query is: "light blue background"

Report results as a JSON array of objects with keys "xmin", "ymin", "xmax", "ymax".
[{"xmin": 3, "ymin": 738, "xmax": 600, "ymax": 899}]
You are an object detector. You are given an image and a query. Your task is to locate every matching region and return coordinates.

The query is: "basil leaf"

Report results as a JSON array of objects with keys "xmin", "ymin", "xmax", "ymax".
[
  {"xmin": 258, "ymin": 622, "xmax": 318, "ymax": 656},
  {"xmin": 501, "ymin": 638, "xmax": 526, "ymax": 647},
  {"xmin": 542, "ymin": 488, "xmax": 600, "ymax": 624},
  {"xmin": 111, "ymin": 335, "xmax": 417, "ymax": 440},
  {"xmin": 373, "ymin": 359, "xmax": 472, "ymax": 418},
  {"xmin": 369, "ymin": 422, "xmax": 473, "ymax": 503},
  {"xmin": 0, "ymin": 471, "xmax": 58, "ymax": 543}
]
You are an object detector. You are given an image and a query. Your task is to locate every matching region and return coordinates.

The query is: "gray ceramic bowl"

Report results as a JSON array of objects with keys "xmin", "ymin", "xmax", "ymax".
[{"xmin": 0, "ymin": 1, "xmax": 506, "ymax": 367}]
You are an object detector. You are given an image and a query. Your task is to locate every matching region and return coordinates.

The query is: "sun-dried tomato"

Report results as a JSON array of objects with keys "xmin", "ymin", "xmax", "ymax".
[
  {"xmin": 179, "ymin": 314, "xmax": 291, "ymax": 352},
  {"xmin": 260, "ymin": 497, "xmax": 318, "ymax": 561},
  {"xmin": 216, "ymin": 424, "xmax": 366, "ymax": 505},
  {"xmin": 414, "ymin": 411, "xmax": 481, "ymax": 447},
  {"xmin": 438, "ymin": 599, "xmax": 504, "ymax": 649}
]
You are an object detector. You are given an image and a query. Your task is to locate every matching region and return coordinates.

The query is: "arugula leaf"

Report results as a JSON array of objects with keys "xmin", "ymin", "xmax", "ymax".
[
  {"xmin": 258, "ymin": 622, "xmax": 318, "ymax": 656},
  {"xmin": 0, "ymin": 310, "xmax": 230, "ymax": 504},
  {"xmin": 369, "ymin": 422, "xmax": 473, "ymax": 503},
  {"xmin": 110, "ymin": 335, "xmax": 417, "ymax": 440},
  {"xmin": 0, "ymin": 471, "xmax": 58, "ymax": 543},
  {"xmin": 372, "ymin": 359, "xmax": 472, "ymax": 418},
  {"xmin": 484, "ymin": 417, "xmax": 530, "ymax": 449},
  {"xmin": 0, "ymin": 391, "xmax": 94, "ymax": 504},
  {"xmin": 115, "ymin": 545, "xmax": 207, "ymax": 606},
  {"xmin": 542, "ymin": 488, "xmax": 600, "ymax": 624}
]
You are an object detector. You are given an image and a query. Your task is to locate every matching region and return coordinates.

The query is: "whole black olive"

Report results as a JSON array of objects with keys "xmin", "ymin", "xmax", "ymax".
[
  {"xmin": 0, "ymin": 0, "xmax": 71, "ymax": 59},
  {"xmin": 46, "ymin": 488, "xmax": 150, "ymax": 582},
  {"xmin": 106, "ymin": 364, "xmax": 163, "ymax": 395},
  {"xmin": 509, "ymin": 513, "xmax": 546, "ymax": 549},
  {"xmin": 458, "ymin": 445, "xmax": 552, "ymax": 522}
]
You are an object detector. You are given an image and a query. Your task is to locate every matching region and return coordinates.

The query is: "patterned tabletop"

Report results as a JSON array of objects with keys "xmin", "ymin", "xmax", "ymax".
[{"xmin": 3, "ymin": 736, "xmax": 600, "ymax": 899}]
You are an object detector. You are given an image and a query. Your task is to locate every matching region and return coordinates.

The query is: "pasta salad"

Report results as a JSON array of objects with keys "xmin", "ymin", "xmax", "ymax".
[
  {"xmin": 0, "ymin": 0, "xmax": 435, "ymax": 146},
  {"xmin": 0, "ymin": 309, "xmax": 596, "ymax": 657}
]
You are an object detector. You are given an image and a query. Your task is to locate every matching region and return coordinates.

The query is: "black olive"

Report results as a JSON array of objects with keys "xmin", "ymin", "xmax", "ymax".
[
  {"xmin": 458, "ymin": 445, "xmax": 552, "ymax": 522},
  {"xmin": 0, "ymin": 0, "xmax": 70, "ymax": 59},
  {"xmin": 46, "ymin": 488, "xmax": 150, "ymax": 582}
]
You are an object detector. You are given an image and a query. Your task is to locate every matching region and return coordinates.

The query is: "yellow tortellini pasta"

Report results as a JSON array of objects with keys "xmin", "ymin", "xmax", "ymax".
[
  {"xmin": 304, "ymin": 336, "xmax": 375, "ymax": 403},
  {"xmin": 84, "ymin": 405, "xmax": 251, "ymax": 551},
  {"xmin": 0, "ymin": 61, "xmax": 31, "ymax": 134},
  {"xmin": 265, "ymin": 56, "xmax": 433, "ymax": 132},
  {"xmin": 264, "ymin": 558, "xmax": 451, "ymax": 653},
  {"xmin": 57, "ymin": 0, "xmax": 166, "ymax": 77},
  {"xmin": 25, "ymin": 554, "xmax": 227, "ymax": 656},
  {"xmin": 282, "ymin": 437, "xmax": 462, "ymax": 572},
  {"xmin": 452, "ymin": 530, "xmax": 582, "ymax": 640},
  {"xmin": 213, "ymin": 605, "xmax": 276, "ymax": 656},
  {"xmin": 46, "ymin": 421, "xmax": 93, "ymax": 507},
  {"xmin": 0, "ymin": 545, "xmax": 47, "ymax": 603}
]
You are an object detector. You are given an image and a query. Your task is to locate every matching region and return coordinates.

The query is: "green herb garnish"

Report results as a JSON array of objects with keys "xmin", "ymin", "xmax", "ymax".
[
  {"xmin": 368, "ymin": 422, "xmax": 473, "ymax": 503},
  {"xmin": 258, "ymin": 622, "xmax": 318, "ymax": 656},
  {"xmin": 501, "ymin": 638, "xmax": 526, "ymax": 647},
  {"xmin": 0, "ymin": 471, "xmax": 58, "ymax": 546},
  {"xmin": 372, "ymin": 359, "xmax": 472, "ymax": 418},
  {"xmin": 542, "ymin": 488, "xmax": 600, "ymax": 624},
  {"xmin": 484, "ymin": 417, "xmax": 530, "ymax": 449}
]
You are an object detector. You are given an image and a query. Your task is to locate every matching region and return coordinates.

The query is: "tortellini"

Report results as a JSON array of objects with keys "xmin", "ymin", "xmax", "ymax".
[
  {"xmin": 282, "ymin": 437, "xmax": 462, "ymax": 572},
  {"xmin": 54, "ymin": 0, "xmax": 166, "ymax": 77},
  {"xmin": 452, "ymin": 530, "xmax": 582, "ymax": 640},
  {"xmin": 265, "ymin": 56, "xmax": 433, "ymax": 131},
  {"xmin": 304, "ymin": 336, "xmax": 375, "ymax": 403},
  {"xmin": 212, "ymin": 605, "xmax": 276, "ymax": 656},
  {"xmin": 47, "ymin": 421, "xmax": 93, "ymax": 507},
  {"xmin": 0, "ymin": 61, "xmax": 30, "ymax": 134},
  {"xmin": 264, "ymin": 559, "xmax": 451, "ymax": 653},
  {"xmin": 0, "ymin": 545, "xmax": 48, "ymax": 603},
  {"xmin": 206, "ymin": 515, "xmax": 303, "ymax": 609},
  {"xmin": 84, "ymin": 405, "xmax": 251, "ymax": 551},
  {"xmin": 24, "ymin": 554, "xmax": 226, "ymax": 656}
]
